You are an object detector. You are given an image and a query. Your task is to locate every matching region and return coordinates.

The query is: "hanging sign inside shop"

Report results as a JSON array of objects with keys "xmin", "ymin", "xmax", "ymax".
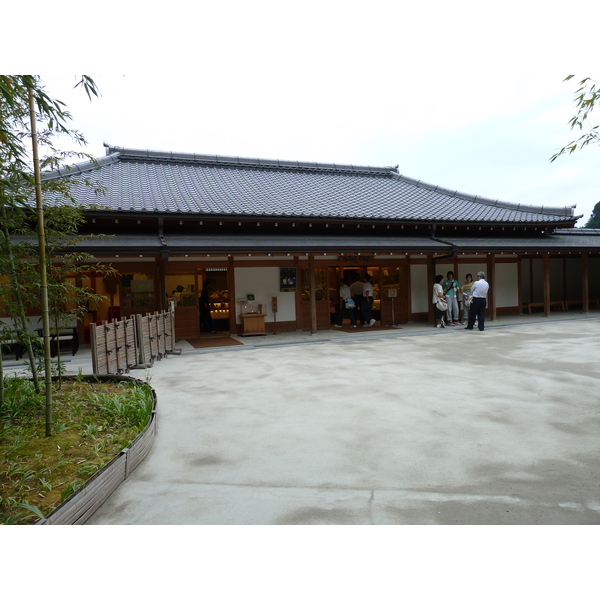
[{"xmin": 280, "ymin": 267, "xmax": 296, "ymax": 292}]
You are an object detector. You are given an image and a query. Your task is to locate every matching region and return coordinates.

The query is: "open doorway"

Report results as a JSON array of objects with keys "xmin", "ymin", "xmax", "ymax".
[
  {"xmin": 199, "ymin": 269, "xmax": 230, "ymax": 332},
  {"xmin": 332, "ymin": 266, "xmax": 381, "ymax": 326}
]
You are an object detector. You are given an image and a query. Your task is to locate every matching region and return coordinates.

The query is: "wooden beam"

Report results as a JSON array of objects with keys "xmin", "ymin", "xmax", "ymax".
[
  {"xmin": 543, "ymin": 254, "xmax": 551, "ymax": 317},
  {"xmin": 427, "ymin": 256, "xmax": 434, "ymax": 326},
  {"xmin": 308, "ymin": 254, "xmax": 317, "ymax": 334},
  {"xmin": 487, "ymin": 255, "xmax": 496, "ymax": 321}
]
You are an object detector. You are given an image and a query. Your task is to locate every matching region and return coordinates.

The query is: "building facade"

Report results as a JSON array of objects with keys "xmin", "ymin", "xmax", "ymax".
[{"xmin": 44, "ymin": 145, "xmax": 600, "ymax": 338}]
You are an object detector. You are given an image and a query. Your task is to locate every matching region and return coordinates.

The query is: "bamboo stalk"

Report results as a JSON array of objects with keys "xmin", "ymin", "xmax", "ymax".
[{"xmin": 28, "ymin": 87, "xmax": 54, "ymax": 437}]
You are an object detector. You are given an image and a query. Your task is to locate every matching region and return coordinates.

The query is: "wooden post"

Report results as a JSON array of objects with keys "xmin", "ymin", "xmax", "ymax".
[
  {"xmin": 427, "ymin": 256, "xmax": 435, "ymax": 326},
  {"xmin": 308, "ymin": 254, "xmax": 317, "ymax": 334},
  {"xmin": 517, "ymin": 256, "xmax": 523, "ymax": 315},
  {"xmin": 543, "ymin": 254, "xmax": 551, "ymax": 317},
  {"xmin": 487, "ymin": 255, "xmax": 496, "ymax": 322}
]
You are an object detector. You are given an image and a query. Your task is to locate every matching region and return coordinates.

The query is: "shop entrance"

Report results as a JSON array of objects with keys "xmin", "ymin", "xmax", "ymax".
[
  {"xmin": 328, "ymin": 264, "xmax": 407, "ymax": 326},
  {"xmin": 165, "ymin": 268, "xmax": 231, "ymax": 338},
  {"xmin": 199, "ymin": 269, "xmax": 230, "ymax": 333},
  {"xmin": 336, "ymin": 267, "xmax": 382, "ymax": 325},
  {"xmin": 166, "ymin": 272, "xmax": 200, "ymax": 339}
]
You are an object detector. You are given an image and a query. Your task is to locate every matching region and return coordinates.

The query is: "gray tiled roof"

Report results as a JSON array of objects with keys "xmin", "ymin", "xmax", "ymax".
[
  {"xmin": 73, "ymin": 233, "xmax": 451, "ymax": 254},
  {"xmin": 440, "ymin": 229, "xmax": 600, "ymax": 252},
  {"xmin": 42, "ymin": 145, "xmax": 579, "ymax": 225}
]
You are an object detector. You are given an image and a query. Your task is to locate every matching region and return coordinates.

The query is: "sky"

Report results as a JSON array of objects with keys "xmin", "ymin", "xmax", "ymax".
[{"xmin": 7, "ymin": 1, "xmax": 599, "ymax": 227}]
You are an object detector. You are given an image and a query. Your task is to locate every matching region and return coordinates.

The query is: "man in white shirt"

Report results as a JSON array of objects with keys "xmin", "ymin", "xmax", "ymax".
[
  {"xmin": 362, "ymin": 274, "xmax": 376, "ymax": 327},
  {"xmin": 465, "ymin": 271, "xmax": 490, "ymax": 331}
]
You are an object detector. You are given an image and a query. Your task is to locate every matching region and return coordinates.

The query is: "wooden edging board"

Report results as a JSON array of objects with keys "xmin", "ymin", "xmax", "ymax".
[{"xmin": 36, "ymin": 375, "xmax": 157, "ymax": 526}]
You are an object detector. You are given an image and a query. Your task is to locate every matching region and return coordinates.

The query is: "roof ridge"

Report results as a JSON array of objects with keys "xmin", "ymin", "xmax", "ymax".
[
  {"xmin": 103, "ymin": 144, "xmax": 398, "ymax": 176},
  {"xmin": 392, "ymin": 172, "xmax": 576, "ymax": 218},
  {"xmin": 42, "ymin": 153, "xmax": 119, "ymax": 181}
]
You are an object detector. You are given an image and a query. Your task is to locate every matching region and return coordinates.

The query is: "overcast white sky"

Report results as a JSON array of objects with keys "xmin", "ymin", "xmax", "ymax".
[{"xmin": 7, "ymin": 0, "xmax": 599, "ymax": 226}]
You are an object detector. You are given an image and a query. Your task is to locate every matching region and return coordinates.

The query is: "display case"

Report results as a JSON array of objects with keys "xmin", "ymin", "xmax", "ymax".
[
  {"xmin": 209, "ymin": 289, "xmax": 230, "ymax": 330},
  {"xmin": 238, "ymin": 298, "xmax": 266, "ymax": 335},
  {"xmin": 210, "ymin": 301, "xmax": 229, "ymax": 320}
]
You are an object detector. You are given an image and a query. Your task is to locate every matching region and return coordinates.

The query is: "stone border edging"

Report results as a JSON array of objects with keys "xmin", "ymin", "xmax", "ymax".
[{"xmin": 36, "ymin": 375, "xmax": 157, "ymax": 525}]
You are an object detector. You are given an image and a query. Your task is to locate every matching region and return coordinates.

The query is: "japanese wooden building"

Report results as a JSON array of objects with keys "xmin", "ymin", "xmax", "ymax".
[{"xmin": 44, "ymin": 144, "xmax": 600, "ymax": 338}]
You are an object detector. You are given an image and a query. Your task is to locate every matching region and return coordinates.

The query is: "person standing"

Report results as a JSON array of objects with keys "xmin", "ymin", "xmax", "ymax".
[
  {"xmin": 465, "ymin": 272, "xmax": 490, "ymax": 331},
  {"xmin": 362, "ymin": 274, "xmax": 376, "ymax": 327},
  {"xmin": 443, "ymin": 271, "xmax": 460, "ymax": 326},
  {"xmin": 199, "ymin": 280, "xmax": 218, "ymax": 334},
  {"xmin": 460, "ymin": 273, "xmax": 473, "ymax": 325},
  {"xmin": 432, "ymin": 274, "xmax": 447, "ymax": 328},
  {"xmin": 334, "ymin": 278, "xmax": 357, "ymax": 328},
  {"xmin": 350, "ymin": 274, "xmax": 364, "ymax": 326}
]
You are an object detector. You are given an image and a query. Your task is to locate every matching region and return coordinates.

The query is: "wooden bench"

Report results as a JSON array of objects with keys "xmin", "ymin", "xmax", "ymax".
[
  {"xmin": 565, "ymin": 298, "xmax": 600, "ymax": 311},
  {"xmin": 522, "ymin": 301, "xmax": 566, "ymax": 314},
  {"xmin": 35, "ymin": 327, "xmax": 79, "ymax": 357},
  {"xmin": 1, "ymin": 333, "xmax": 25, "ymax": 360}
]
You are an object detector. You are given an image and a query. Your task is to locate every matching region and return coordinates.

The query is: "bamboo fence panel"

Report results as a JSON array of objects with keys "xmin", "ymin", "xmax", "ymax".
[{"xmin": 92, "ymin": 310, "xmax": 176, "ymax": 376}]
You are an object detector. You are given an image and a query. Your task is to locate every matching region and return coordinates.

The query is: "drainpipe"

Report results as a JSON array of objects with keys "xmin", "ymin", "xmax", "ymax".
[
  {"xmin": 429, "ymin": 223, "xmax": 456, "ymax": 326},
  {"xmin": 430, "ymin": 223, "xmax": 456, "ymax": 268},
  {"xmin": 158, "ymin": 217, "xmax": 168, "ymax": 310}
]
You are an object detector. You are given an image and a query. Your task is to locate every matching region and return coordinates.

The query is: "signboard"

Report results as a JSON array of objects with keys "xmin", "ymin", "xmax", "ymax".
[{"xmin": 280, "ymin": 267, "xmax": 296, "ymax": 292}]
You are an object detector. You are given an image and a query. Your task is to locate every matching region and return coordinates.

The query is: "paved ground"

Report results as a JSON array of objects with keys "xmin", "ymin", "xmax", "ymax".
[{"xmin": 74, "ymin": 313, "xmax": 600, "ymax": 525}]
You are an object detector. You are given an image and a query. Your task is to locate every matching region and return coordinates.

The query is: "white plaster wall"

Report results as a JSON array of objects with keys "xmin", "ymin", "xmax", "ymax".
[
  {"xmin": 495, "ymin": 262, "xmax": 518, "ymax": 307},
  {"xmin": 234, "ymin": 267, "xmax": 296, "ymax": 323},
  {"xmin": 410, "ymin": 264, "xmax": 428, "ymax": 312},
  {"xmin": 456, "ymin": 263, "xmax": 487, "ymax": 283}
]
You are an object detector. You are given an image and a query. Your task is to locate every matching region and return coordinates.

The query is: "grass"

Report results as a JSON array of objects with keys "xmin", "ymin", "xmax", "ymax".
[{"xmin": 0, "ymin": 375, "xmax": 154, "ymax": 525}]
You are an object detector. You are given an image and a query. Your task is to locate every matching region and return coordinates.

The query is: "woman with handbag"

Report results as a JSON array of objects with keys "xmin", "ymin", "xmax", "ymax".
[
  {"xmin": 432, "ymin": 274, "xmax": 447, "ymax": 328},
  {"xmin": 459, "ymin": 273, "xmax": 473, "ymax": 325},
  {"xmin": 334, "ymin": 278, "xmax": 357, "ymax": 328}
]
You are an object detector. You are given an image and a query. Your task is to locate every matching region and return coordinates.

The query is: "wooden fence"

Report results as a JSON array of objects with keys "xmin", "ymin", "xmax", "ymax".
[{"xmin": 90, "ymin": 309, "xmax": 179, "ymax": 376}]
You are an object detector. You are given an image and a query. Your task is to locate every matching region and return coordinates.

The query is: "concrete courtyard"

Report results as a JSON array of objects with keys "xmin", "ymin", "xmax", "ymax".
[{"xmin": 86, "ymin": 317, "xmax": 600, "ymax": 525}]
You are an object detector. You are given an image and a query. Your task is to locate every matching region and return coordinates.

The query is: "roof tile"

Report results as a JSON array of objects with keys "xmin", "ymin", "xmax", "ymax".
[{"xmin": 42, "ymin": 146, "xmax": 578, "ymax": 225}]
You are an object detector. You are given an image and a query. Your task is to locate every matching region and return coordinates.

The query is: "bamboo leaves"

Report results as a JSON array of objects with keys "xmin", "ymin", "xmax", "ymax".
[{"xmin": 550, "ymin": 75, "xmax": 600, "ymax": 163}]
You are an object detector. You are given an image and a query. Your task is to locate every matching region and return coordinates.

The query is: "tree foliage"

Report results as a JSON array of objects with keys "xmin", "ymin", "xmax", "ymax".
[
  {"xmin": 0, "ymin": 75, "xmax": 111, "ymax": 429},
  {"xmin": 583, "ymin": 202, "xmax": 600, "ymax": 229},
  {"xmin": 550, "ymin": 75, "xmax": 600, "ymax": 229},
  {"xmin": 551, "ymin": 75, "xmax": 600, "ymax": 163}
]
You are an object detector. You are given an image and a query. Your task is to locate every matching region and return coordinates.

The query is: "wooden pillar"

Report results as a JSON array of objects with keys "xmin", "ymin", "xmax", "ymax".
[
  {"xmin": 308, "ymin": 254, "xmax": 317, "ymax": 334},
  {"xmin": 543, "ymin": 254, "xmax": 551, "ymax": 317},
  {"xmin": 427, "ymin": 255, "xmax": 435, "ymax": 326},
  {"xmin": 562, "ymin": 257, "xmax": 568, "ymax": 305},
  {"xmin": 487, "ymin": 254, "xmax": 496, "ymax": 321},
  {"xmin": 406, "ymin": 255, "xmax": 413, "ymax": 322},
  {"xmin": 158, "ymin": 251, "xmax": 168, "ymax": 311},
  {"xmin": 582, "ymin": 253, "xmax": 590, "ymax": 314},
  {"xmin": 517, "ymin": 257, "xmax": 523, "ymax": 315}
]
